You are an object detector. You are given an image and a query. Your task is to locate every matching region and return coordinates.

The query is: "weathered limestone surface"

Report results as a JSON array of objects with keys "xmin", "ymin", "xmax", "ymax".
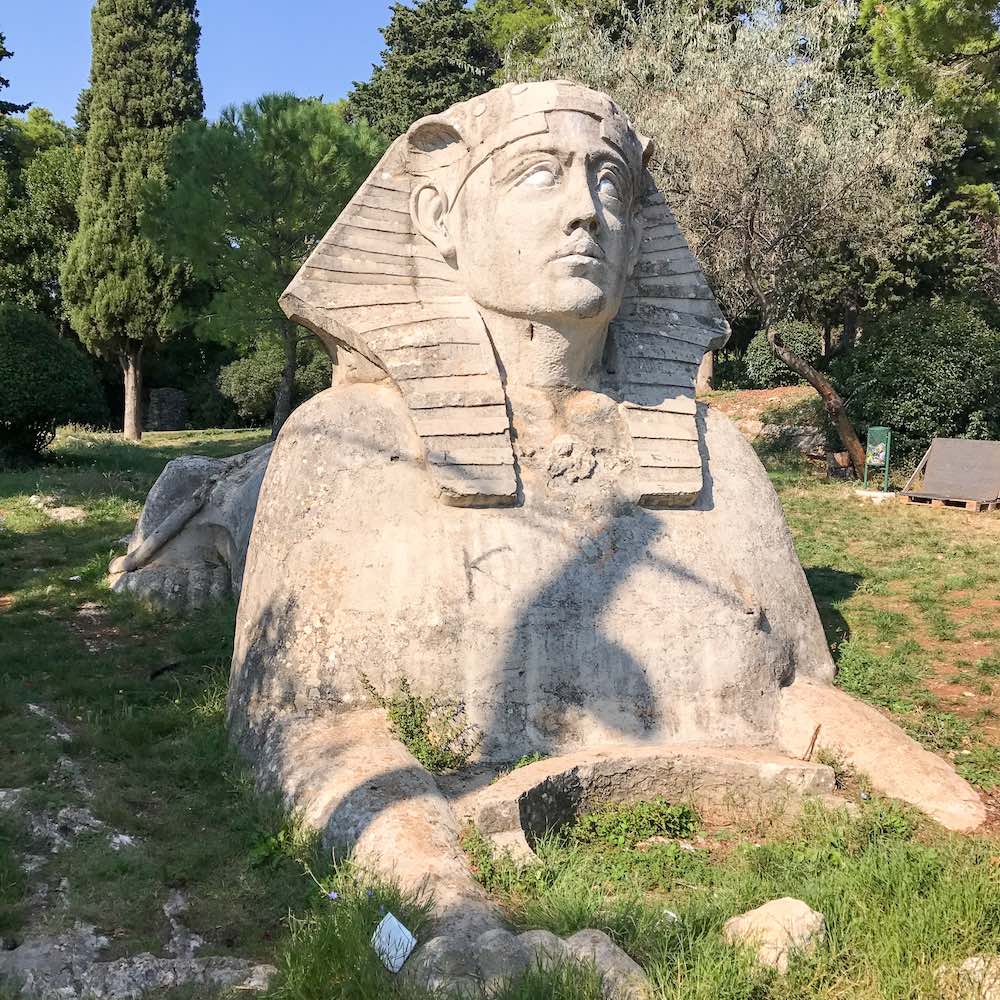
[
  {"xmin": 565, "ymin": 929, "xmax": 652, "ymax": 1000},
  {"xmin": 404, "ymin": 925, "xmax": 651, "ymax": 999},
  {"xmin": 246, "ymin": 708, "xmax": 500, "ymax": 946},
  {"xmin": 459, "ymin": 743, "xmax": 836, "ymax": 852},
  {"xmin": 110, "ymin": 444, "xmax": 271, "ymax": 611},
  {"xmin": 937, "ymin": 956, "xmax": 1000, "ymax": 1000},
  {"xmin": 777, "ymin": 679, "xmax": 985, "ymax": 831},
  {"xmin": 0, "ymin": 923, "xmax": 274, "ymax": 1000},
  {"xmin": 229, "ymin": 390, "xmax": 833, "ymax": 763}
]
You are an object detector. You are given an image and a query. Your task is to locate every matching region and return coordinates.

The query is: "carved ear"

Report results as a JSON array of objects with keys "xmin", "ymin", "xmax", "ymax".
[
  {"xmin": 406, "ymin": 117, "xmax": 468, "ymax": 263},
  {"xmin": 411, "ymin": 182, "xmax": 455, "ymax": 261}
]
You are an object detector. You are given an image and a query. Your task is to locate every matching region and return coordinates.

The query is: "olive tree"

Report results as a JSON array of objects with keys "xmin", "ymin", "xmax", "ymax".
[{"xmin": 532, "ymin": 0, "xmax": 942, "ymax": 471}]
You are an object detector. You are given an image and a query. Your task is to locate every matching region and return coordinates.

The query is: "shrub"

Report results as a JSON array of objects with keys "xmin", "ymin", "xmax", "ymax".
[
  {"xmin": 744, "ymin": 321, "xmax": 824, "ymax": 388},
  {"xmin": 568, "ymin": 797, "xmax": 699, "ymax": 849},
  {"xmin": 218, "ymin": 338, "xmax": 332, "ymax": 424},
  {"xmin": 833, "ymin": 300, "xmax": 1000, "ymax": 464},
  {"xmin": 359, "ymin": 674, "xmax": 482, "ymax": 772},
  {"xmin": 713, "ymin": 352, "xmax": 749, "ymax": 389},
  {"xmin": 0, "ymin": 304, "xmax": 108, "ymax": 464}
]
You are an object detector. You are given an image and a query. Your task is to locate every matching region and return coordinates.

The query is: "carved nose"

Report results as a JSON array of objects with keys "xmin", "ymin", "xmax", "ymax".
[
  {"xmin": 564, "ymin": 170, "xmax": 599, "ymax": 235},
  {"xmin": 565, "ymin": 207, "xmax": 598, "ymax": 235}
]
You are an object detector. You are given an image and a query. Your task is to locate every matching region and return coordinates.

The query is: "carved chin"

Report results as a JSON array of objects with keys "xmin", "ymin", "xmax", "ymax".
[{"xmin": 557, "ymin": 279, "xmax": 611, "ymax": 321}]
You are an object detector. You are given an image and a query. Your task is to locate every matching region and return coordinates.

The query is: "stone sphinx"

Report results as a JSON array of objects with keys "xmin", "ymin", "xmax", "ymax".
[{"xmin": 227, "ymin": 82, "xmax": 982, "ymax": 970}]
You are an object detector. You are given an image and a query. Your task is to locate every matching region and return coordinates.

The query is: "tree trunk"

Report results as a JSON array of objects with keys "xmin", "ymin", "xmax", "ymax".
[
  {"xmin": 271, "ymin": 329, "xmax": 298, "ymax": 440},
  {"xmin": 696, "ymin": 351, "xmax": 715, "ymax": 393},
  {"xmin": 821, "ymin": 322, "xmax": 832, "ymax": 358},
  {"xmin": 121, "ymin": 343, "xmax": 144, "ymax": 442},
  {"xmin": 767, "ymin": 326, "xmax": 866, "ymax": 475}
]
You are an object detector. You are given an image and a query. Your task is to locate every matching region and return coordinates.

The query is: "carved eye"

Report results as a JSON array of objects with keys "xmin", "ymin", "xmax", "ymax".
[
  {"xmin": 597, "ymin": 173, "xmax": 623, "ymax": 203},
  {"xmin": 520, "ymin": 163, "xmax": 559, "ymax": 189}
]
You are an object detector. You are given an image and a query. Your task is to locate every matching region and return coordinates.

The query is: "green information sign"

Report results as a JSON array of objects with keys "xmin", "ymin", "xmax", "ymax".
[{"xmin": 864, "ymin": 426, "xmax": 892, "ymax": 492}]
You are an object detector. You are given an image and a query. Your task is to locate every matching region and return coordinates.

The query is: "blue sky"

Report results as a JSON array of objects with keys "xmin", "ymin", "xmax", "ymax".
[{"xmin": 2, "ymin": 2, "xmax": 401, "ymax": 126}]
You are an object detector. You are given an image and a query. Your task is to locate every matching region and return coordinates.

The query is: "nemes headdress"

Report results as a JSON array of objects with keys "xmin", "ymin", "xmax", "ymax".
[{"xmin": 280, "ymin": 81, "xmax": 729, "ymax": 508}]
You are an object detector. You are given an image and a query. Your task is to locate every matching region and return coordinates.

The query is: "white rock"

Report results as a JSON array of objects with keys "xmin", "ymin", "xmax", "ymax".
[
  {"xmin": 722, "ymin": 897, "xmax": 826, "ymax": 974},
  {"xmin": 937, "ymin": 955, "xmax": 1000, "ymax": 999}
]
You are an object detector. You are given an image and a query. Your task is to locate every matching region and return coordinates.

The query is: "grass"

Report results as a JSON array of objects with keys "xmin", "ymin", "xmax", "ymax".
[
  {"xmin": 0, "ymin": 427, "xmax": 322, "ymax": 959},
  {"xmin": 463, "ymin": 798, "xmax": 1000, "ymax": 999},
  {"xmin": 2, "ymin": 425, "xmax": 1000, "ymax": 999},
  {"xmin": 768, "ymin": 448, "xmax": 1000, "ymax": 790}
]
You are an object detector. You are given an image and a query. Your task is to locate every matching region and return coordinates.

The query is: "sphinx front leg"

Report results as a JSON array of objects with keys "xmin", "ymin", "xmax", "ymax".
[
  {"xmin": 261, "ymin": 708, "xmax": 502, "ymax": 947},
  {"xmin": 776, "ymin": 679, "xmax": 985, "ymax": 832}
]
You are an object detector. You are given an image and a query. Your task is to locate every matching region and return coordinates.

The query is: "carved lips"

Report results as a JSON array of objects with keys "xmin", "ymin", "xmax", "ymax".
[{"xmin": 551, "ymin": 237, "xmax": 607, "ymax": 274}]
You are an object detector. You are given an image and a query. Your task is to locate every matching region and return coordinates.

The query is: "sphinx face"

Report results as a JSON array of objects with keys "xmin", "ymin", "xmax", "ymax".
[{"xmin": 449, "ymin": 111, "xmax": 642, "ymax": 328}]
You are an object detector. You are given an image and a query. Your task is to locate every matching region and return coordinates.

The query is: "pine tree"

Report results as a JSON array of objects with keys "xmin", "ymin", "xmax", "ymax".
[
  {"xmin": 0, "ymin": 31, "xmax": 30, "ymax": 173},
  {"xmin": 0, "ymin": 32, "xmax": 29, "ymax": 116},
  {"xmin": 61, "ymin": 0, "xmax": 203, "ymax": 441},
  {"xmin": 347, "ymin": 0, "xmax": 498, "ymax": 139},
  {"xmin": 0, "ymin": 109, "xmax": 83, "ymax": 325},
  {"xmin": 149, "ymin": 94, "xmax": 382, "ymax": 437},
  {"xmin": 862, "ymin": 0, "xmax": 1000, "ymax": 215}
]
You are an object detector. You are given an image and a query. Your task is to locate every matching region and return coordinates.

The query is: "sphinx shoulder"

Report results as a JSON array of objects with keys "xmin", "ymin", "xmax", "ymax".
[{"xmin": 272, "ymin": 383, "xmax": 424, "ymax": 473}]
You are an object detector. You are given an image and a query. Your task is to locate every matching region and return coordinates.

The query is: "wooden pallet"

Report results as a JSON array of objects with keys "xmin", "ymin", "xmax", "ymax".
[
  {"xmin": 900, "ymin": 439, "xmax": 1000, "ymax": 514},
  {"xmin": 901, "ymin": 495, "xmax": 998, "ymax": 513}
]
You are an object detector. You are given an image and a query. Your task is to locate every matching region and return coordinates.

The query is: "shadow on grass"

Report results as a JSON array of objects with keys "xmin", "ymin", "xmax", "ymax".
[{"xmin": 804, "ymin": 566, "xmax": 862, "ymax": 659}]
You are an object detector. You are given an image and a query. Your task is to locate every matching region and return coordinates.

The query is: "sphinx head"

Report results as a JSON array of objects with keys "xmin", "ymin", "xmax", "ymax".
[
  {"xmin": 408, "ymin": 83, "xmax": 651, "ymax": 336},
  {"xmin": 281, "ymin": 81, "xmax": 727, "ymax": 508}
]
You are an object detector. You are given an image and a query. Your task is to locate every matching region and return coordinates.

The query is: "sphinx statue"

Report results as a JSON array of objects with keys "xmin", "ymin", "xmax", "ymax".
[{"xmin": 226, "ymin": 82, "xmax": 982, "ymax": 970}]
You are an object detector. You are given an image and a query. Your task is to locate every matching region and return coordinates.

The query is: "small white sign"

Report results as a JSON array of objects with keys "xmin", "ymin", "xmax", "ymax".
[{"xmin": 371, "ymin": 912, "xmax": 417, "ymax": 974}]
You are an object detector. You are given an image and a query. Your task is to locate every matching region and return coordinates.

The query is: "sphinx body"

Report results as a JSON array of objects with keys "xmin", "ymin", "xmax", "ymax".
[
  {"xmin": 226, "ymin": 82, "xmax": 983, "ymax": 959},
  {"xmin": 229, "ymin": 384, "xmax": 834, "ymax": 763}
]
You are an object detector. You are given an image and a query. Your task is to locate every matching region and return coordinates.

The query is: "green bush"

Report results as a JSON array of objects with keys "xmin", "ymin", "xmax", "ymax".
[
  {"xmin": 712, "ymin": 352, "xmax": 749, "ymax": 389},
  {"xmin": 218, "ymin": 338, "xmax": 332, "ymax": 424},
  {"xmin": 833, "ymin": 301, "xmax": 1000, "ymax": 463},
  {"xmin": 0, "ymin": 303, "xmax": 108, "ymax": 463},
  {"xmin": 359, "ymin": 674, "xmax": 482, "ymax": 772},
  {"xmin": 568, "ymin": 797, "xmax": 699, "ymax": 849},
  {"xmin": 744, "ymin": 321, "xmax": 824, "ymax": 388}
]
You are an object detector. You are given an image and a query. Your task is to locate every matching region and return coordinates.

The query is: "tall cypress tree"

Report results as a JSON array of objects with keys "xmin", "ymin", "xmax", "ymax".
[
  {"xmin": 347, "ymin": 0, "xmax": 498, "ymax": 139},
  {"xmin": 62, "ymin": 0, "xmax": 203, "ymax": 440}
]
